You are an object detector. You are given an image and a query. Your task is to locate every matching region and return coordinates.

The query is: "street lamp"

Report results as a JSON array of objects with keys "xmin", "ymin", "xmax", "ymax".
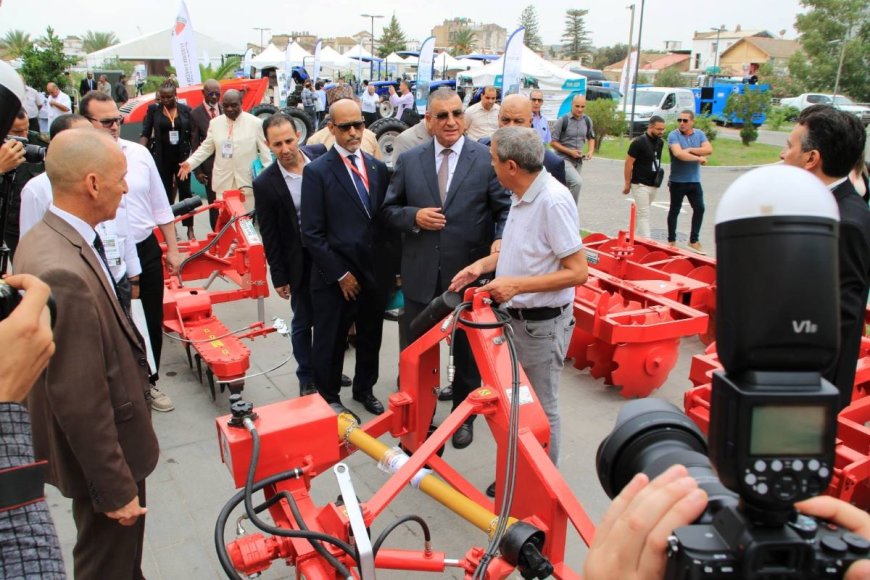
[
  {"xmin": 831, "ymin": 23, "xmax": 853, "ymax": 101},
  {"xmin": 253, "ymin": 27, "xmax": 271, "ymax": 50},
  {"xmin": 360, "ymin": 14, "xmax": 383, "ymax": 80},
  {"xmin": 628, "ymin": 0, "xmax": 645, "ymax": 136},
  {"xmin": 710, "ymin": 25, "xmax": 727, "ymax": 74},
  {"xmin": 622, "ymin": 4, "xmax": 636, "ymax": 121}
]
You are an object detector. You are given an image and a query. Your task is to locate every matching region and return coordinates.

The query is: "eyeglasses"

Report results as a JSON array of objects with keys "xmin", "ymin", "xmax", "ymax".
[
  {"xmin": 205, "ymin": 91, "xmax": 220, "ymax": 97},
  {"xmin": 432, "ymin": 109, "xmax": 464, "ymax": 121},
  {"xmin": 530, "ymin": 98, "xmax": 544, "ymax": 102},
  {"xmin": 677, "ymin": 118, "xmax": 691, "ymax": 123},
  {"xmin": 333, "ymin": 121, "xmax": 365, "ymax": 132},
  {"xmin": 87, "ymin": 116, "xmax": 123, "ymax": 128}
]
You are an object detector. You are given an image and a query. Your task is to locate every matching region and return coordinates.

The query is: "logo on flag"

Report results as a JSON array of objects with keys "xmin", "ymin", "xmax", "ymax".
[{"xmin": 174, "ymin": 17, "xmax": 187, "ymax": 36}]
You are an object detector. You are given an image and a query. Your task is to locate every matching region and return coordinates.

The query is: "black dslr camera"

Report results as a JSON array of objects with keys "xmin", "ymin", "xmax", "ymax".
[
  {"xmin": 3, "ymin": 135, "xmax": 46, "ymax": 164},
  {"xmin": 596, "ymin": 167, "xmax": 870, "ymax": 579}
]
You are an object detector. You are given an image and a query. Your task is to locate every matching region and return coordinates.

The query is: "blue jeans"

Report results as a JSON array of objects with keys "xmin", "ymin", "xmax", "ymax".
[
  {"xmin": 667, "ymin": 181, "xmax": 705, "ymax": 243},
  {"xmin": 289, "ymin": 277, "xmax": 314, "ymax": 386}
]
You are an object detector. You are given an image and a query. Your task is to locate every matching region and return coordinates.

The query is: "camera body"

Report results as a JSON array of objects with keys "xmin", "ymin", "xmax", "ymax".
[{"xmin": 4, "ymin": 135, "xmax": 46, "ymax": 164}]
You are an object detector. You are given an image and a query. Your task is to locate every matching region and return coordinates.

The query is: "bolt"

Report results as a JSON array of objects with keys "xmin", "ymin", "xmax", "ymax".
[{"xmin": 493, "ymin": 336, "xmax": 505, "ymax": 345}]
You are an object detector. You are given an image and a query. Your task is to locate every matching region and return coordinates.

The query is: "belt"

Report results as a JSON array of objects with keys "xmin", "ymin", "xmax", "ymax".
[{"xmin": 506, "ymin": 304, "xmax": 568, "ymax": 321}]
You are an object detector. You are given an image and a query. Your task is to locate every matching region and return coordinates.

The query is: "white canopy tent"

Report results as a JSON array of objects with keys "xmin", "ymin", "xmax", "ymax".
[
  {"xmin": 284, "ymin": 41, "xmax": 311, "ymax": 66},
  {"xmin": 250, "ymin": 43, "xmax": 285, "ymax": 68},
  {"xmin": 315, "ymin": 46, "xmax": 357, "ymax": 78},
  {"xmin": 343, "ymin": 44, "xmax": 378, "ymax": 61},
  {"xmin": 433, "ymin": 52, "xmax": 463, "ymax": 72},
  {"xmin": 83, "ymin": 28, "xmax": 239, "ymax": 71}
]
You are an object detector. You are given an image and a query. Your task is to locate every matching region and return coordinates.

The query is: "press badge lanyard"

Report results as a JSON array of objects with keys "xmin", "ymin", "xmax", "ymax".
[
  {"xmin": 222, "ymin": 121, "xmax": 234, "ymax": 158},
  {"xmin": 342, "ymin": 155, "xmax": 370, "ymax": 191},
  {"xmin": 164, "ymin": 106, "xmax": 179, "ymax": 145}
]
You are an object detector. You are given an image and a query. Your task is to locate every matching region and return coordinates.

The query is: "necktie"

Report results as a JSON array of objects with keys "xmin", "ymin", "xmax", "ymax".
[
  {"xmin": 209, "ymin": 106, "xmax": 216, "ymax": 119},
  {"xmin": 93, "ymin": 234, "xmax": 121, "ymax": 300},
  {"xmin": 437, "ymin": 148, "xmax": 452, "ymax": 205},
  {"xmin": 346, "ymin": 154, "xmax": 371, "ymax": 213}
]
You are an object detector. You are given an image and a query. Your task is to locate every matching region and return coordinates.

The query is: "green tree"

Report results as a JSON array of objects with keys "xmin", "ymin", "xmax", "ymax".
[
  {"xmin": 450, "ymin": 27, "xmax": 477, "ymax": 55},
  {"xmin": 82, "ymin": 30, "xmax": 120, "ymax": 53},
  {"xmin": 377, "ymin": 14, "xmax": 408, "ymax": 57},
  {"xmin": 723, "ymin": 86, "xmax": 771, "ymax": 145},
  {"xmin": 518, "ymin": 5, "xmax": 543, "ymax": 52},
  {"xmin": 561, "ymin": 9, "xmax": 593, "ymax": 62},
  {"xmin": 200, "ymin": 56, "xmax": 241, "ymax": 81},
  {"xmin": 591, "ymin": 44, "xmax": 629, "ymax": 70},
  {"xmin": 0, "ymin": 29, "xmax": 32, "ymax": 59},
  {"xmin": 653, "ymin": 68, "xmax": 685, "ymax": 87},
  {"xmin": 585, "ymin": 98, "xmax": 626, "ymax": 143},
  {"xmin": 20, "ymin": 27, "xmax": 78, "ymax": 92},
  {"xmin": 788, "ymin": 0, "xmax": 869, "ymax": 102},
  {"xmin": 757, "ymin": 61, "xmax": 806, "ymax": 99}
]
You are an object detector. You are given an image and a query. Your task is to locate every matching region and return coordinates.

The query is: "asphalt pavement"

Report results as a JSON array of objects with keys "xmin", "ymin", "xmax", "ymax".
[{"xmin": 44, "ymin": 155, "xmax": 761, "ymax": 579}]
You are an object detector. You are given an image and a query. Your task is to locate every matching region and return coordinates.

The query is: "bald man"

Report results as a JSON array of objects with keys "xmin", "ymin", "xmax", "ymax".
[{"xmin": 16, "ymin": 129, "xmax": 159, "ymax": 580}]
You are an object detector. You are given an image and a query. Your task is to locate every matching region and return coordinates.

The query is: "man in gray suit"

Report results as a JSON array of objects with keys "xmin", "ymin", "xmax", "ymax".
[{"xmin": 382, "ymin": 88, "xmax": 511, "ymax": 449}]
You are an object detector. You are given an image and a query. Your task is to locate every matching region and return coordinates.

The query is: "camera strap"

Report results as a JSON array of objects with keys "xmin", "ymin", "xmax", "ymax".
[{"xmin": 0, "ymin": 461, "xmax": 47, "ymax": 512}]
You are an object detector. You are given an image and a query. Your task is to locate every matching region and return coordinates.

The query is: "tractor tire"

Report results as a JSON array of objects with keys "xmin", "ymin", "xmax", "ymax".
[
  {"xmin": 281, "ymin": 107, "xmax": 316, "ymax": 145},
  {"xmin": 250, "ymin": 103, "xmax": 279, "ymax": 121},
  {"xmin": 378, "ymin": 98, "xmax": 395, "ymax": 119},
  {"xmin": 369, "ymin": 117, "xmax": 408, "ymax": 169}
]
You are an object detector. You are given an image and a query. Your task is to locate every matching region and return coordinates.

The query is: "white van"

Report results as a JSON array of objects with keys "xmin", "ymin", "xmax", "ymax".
[{"xmin": 622, "ymin": 87, "xmax": 696, "ymax": 134}]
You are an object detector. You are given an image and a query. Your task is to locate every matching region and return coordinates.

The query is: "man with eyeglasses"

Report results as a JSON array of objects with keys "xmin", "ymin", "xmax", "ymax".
[
  {"xmin": 529, "ymin": 89, "xmax": 551, "ymax": 145},
  {"xmin": 382, "ymin": 88, "xmax": 511, "ymax": 450},
  {"xmin": 666, "ymin": 110, "xmax": 712, "ymax": 254},
  {"xmin": 189, "ymin": 79, "xmax": 222, "ymax": 229},
  {"xmin": 79, "ymin": 91, "xmax": 181, "ymax": 412},
  {"xmin": 301, "ymin": 99, "xmax": 392, "ymax": 419}
]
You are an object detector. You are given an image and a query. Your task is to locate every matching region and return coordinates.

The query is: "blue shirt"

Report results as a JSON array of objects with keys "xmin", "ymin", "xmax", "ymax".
[
  {"xmin": 667, "ymin": 129, "xmax": 707, "ymax": 183},
  {"xmin": 532, "ymin": 112, "xmax": 551, "ymax": 144}
]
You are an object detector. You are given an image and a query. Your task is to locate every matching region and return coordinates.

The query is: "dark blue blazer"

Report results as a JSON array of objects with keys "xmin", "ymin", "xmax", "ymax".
[
  {"xmin": 478, "ymin": 135, "xmax": 567, "ymax": 187},
  {"xmin": 253, "ymin": 144, "xmax": 327, "ymax": 291},
  {"xmin": 301, "ymin": 146, "xmax": 391, "ymax": 291}
]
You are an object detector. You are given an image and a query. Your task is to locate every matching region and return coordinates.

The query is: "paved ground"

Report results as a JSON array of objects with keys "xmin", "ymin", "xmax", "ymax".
[{"xmin": 45, "ymin": 158, "xmax": 757, "ymax": 579}]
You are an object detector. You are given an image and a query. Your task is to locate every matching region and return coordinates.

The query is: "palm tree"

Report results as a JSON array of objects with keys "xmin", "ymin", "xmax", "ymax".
[
  {"xmin": 82, "ymin": 30, "xmax": 120, "ymax": 53},
  {"xmin": 451, "ymin": 28, "xmax": 477, "ymax": 55},
  {"xmin": 0, "ymin": 30, "xmax": 32, "ymax": 59},
  {"xmin": 200, "ymin": 57, "xmax": 241, "ymax": 81}
]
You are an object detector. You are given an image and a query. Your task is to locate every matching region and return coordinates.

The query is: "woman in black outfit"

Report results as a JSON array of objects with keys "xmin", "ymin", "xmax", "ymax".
[{"xmin": 140, "ymin": 81, "xmax": 195, "ymax": 239}]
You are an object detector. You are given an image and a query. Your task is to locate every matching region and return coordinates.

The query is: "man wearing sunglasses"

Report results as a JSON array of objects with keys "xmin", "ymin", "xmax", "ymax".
[
  {"xmin": 301, "ymin": 99, "xmax": 392, "ymax": 419},
  {"xmin": 529, "ymin": 89, "xmax": 551, "ymax": 145},
  {"xmin": 666, "ymin": 110, "xmax": 712, "ymax": 255},
  {"xmin": 382, "ymin": 88, "xmax": 511, "ymax": 450},
  {"xmin": 189, "ymin": 79, "xmax": 223, "ymax": 229}
]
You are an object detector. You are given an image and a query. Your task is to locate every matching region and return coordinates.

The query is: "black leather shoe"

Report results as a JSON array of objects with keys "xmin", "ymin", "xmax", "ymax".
[
  {"xmin": 452, "ymin": 422, "xmax": 473, "ymax": 449},
  {"xmin": 300, "ymin": 382, "xmax": 317, "ymax": 396},
  {"xmin": 341, "ymin": 374, "xmax": 352, "ymax": 387},
  {"xmin": 437, "ymin": 385, "xmax": 454, "ymax": 401},
  {"xmin": 328, "ymin": 402, "xmax": 361, "ymax": 424},
  {"xmin": 486, "ymin": 481, "xmax": 496, "ymax": 498},
  {"xmin": 353, "ymin": 393, "xmax": 385, "ymax": 415}
]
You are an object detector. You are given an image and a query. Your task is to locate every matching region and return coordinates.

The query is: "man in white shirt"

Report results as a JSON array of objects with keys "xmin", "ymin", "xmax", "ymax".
[
  {"xmin": 463, "ymin": 86, "xmax": 500, "ymax": 141},
  {"xmin": 44, "ymin": 82, "xmax": 71, "ymax": 128},
  {"xmin": 21, "ymin": 81, "xmax": 44, "ymax": 132},
  {"xmin": 360, "ymin": 83, "xmax": 380, "ymax": 128}
]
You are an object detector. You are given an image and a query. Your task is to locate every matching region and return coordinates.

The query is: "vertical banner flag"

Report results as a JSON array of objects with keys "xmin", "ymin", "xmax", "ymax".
[
  {"xmin": 312, "ymin": 39, "xmax": 322, "ymax": 82},
  {"xmin": 415, "ymin": 36, "xmax": 436, "ymax": 113},
  {"xmin": 619, "ymin": 51, "xmax": 638, "ymax": 100},
  {"xmin": 357, "ymin": 43, "xmax": 363, "ymax": 82},
  {"xmin": 170, "ymin": 0, "xmax": 201, "ymax": 87},
  {"xmin": 242, "ymin": 48, "xmax": 254, "ymax": 79},
  {"xmin": 502, "ymin": 27, "xmax": 525, "ymax": 96}
]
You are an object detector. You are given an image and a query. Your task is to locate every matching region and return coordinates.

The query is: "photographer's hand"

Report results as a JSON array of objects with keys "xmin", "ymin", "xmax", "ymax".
[
  {"xmin": 0, "ymin": 138, "xmax": 25, "ymax": 174},
  {"xmin": 796, "ymin": 496, "xmax": 870, "ymax": 580},
  {"xmin": 584, "ymin": 465, "xmax": 708, "ymax": 580},
  {"xmin": 0, "ymin": 274, "xmax": 55, "ymax": 403}
]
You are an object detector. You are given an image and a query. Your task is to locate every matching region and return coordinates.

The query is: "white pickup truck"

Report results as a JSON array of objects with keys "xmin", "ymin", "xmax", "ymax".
[{"xmin": 780, "ymin": 93, "xmax": 870, "ymax": 126}]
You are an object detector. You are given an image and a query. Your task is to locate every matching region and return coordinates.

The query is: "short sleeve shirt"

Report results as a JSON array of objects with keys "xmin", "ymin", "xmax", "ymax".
[
  {"xmin": 627, "ymin": 133, "xmax": 663, "ymax": 186},
  {"xmin": 668, "ymin": 129, "xmax": 707, "ymax": 183},
  {"xmin": 552, "ymin": 114, "xmax": 594, "ymax": 160}
]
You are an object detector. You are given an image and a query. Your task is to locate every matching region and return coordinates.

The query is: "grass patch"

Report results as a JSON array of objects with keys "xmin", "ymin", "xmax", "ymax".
[
  {"xmin": 595, "ymin": 136, "xmax": 782, "ymax": 166},
  {"xmin": 761, "ymin": 122, "xmax": 795, "ymax": 132}
]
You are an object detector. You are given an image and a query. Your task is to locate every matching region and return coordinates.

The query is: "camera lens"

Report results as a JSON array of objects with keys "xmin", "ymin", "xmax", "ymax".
[
  {"xmin": 23, "ymin": 143, "xmax": 46, "ymax": 164},
  {"xmin": 596, "ymin": 399, "xmax": 737, "ymax": 522}
]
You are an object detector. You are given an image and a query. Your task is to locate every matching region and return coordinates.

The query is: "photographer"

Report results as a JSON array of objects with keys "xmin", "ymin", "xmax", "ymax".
[
  {"xmin": 0, "ymin": 274, "xmax": 65, "ymax": 578},
  {"xmin": 584, "ymin": 465, "xmax": 870, "ymax": 580},
  {"xmin": 3, "ymin": 108, "xmax": 46, "ymax": 262},
  {"xmin": 0, "ymin": 135, "xmax": 25, "ymax": 175}
]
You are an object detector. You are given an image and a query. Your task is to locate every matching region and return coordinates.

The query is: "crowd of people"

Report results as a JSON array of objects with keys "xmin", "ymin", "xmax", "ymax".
[{"xmin": 1, "ymin": 56, "xmax": 869, "ymax": 578}]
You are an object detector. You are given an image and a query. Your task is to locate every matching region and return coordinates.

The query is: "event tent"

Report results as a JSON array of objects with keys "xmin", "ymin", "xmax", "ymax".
[
  {"xmin": 250, "ymin": 43, "xmax": 285, "ymax": 68},
  {"xmin": 456, "ymin": 45, "xmax": 584, "ymax": 92}
]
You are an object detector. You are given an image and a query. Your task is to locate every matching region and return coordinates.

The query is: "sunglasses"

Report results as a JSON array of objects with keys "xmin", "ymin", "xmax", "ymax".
[
  {"xmin": 333, "ymin": 120, "xmax": 365, "ymax": 132},
  {"xmin": 205, "ymin": 91, "xmax": 220, "ymax": 97},
  {"xmin": 677, "ymin": 118, "xmax": 691, "ymax": 123},
  {"xmin": 433, "ymin": 109, "xmax": 464, "ymax": 121},
  {"xmin": 88, "ymin": 116, "xmax": 123, "ymax": 128},
  {"xmin": 530, "ymin": 98, "xmax": 544, "ymax": 102}
]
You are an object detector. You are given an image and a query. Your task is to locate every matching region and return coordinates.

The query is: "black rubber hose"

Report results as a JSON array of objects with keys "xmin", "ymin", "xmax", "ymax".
[{"xmin": 372, "ymin": 514, "xmax": 432, "ymax": 557}]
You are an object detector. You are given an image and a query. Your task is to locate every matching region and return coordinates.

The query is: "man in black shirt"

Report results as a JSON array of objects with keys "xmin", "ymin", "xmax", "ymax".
[{"xmin": 622, "ymin": 115, "xmax": 665, "ymax": 238}]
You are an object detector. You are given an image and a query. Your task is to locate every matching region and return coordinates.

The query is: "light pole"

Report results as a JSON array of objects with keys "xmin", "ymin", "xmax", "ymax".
[
  {"xmin": 622, "ymin": 4, "xmax": 636, "ymax": 121},
  {"xmin": 832, "ymin": 23, "xmax": 853, "ymax": 101},
  {"xmin": 361, "ymin": 14, "xmax": 383, "ymax": 81},
  {"xmin": 253, "ymin": 27, "xmax": 271, "ymax": 50},
  {"xmin": 629, "ymin": 0, "xmax": 645, "ymax": 136},
  {"xmin": 710, "ymin": 25, "xmax": 726, "ymax": 75}
]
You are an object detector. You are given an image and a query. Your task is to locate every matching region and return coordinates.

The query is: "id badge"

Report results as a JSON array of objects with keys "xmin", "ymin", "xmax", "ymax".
[
  {"xmin": 221, "ymin": 139, "xmax": 234, "ymax": 159},
  {"xmin": 103, "ymin": 234, "xmax": 122, "ymax": 267},
  {"xmin": 169, "ymin": 130, "xmax": 180, "ymax": 145}
]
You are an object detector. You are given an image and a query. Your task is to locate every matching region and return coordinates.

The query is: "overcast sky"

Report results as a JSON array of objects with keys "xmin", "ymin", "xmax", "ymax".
[{"xmin": 1, "ymin": 0, "xmax": 806, "ymax": 52}]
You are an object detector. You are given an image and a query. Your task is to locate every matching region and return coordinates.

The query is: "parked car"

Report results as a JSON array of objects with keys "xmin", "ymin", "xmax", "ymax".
[
  {"xmin": 780, "ymin": 93, "xmax": 870, "ymax": 126},
  {"xmin": 621, "ymin": 87, "xmax": 696, "ymax": 134}
]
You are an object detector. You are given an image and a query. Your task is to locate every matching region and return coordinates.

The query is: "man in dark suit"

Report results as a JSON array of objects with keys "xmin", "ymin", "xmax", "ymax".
[
  {"xmin": 478, "ymin": 93, "xmax": 567, "ymax": 187},
  {"xmin": 16, "ymin": 128, "xmax": 159, "ymax": 579},
  {"xmin": 79, "ymin": 72, "xmax": 97, "ymax": 99},
  {"xmin": 301, "ymin": 99, "xmax": 391, "ymax": 417},
  {"xmin": 382, "ymin": 88, "xmax": 511, "ymax": 448},
  {"xmin": 190, "ymin": 79, "xmax": 222, "ymax": 229},
  {"xmin": 780, "ymin": 104, "xmax": 870, "ymax": 410}
]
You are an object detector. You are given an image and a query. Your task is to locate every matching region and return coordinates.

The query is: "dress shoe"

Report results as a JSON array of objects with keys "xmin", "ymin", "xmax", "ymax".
[
  {"xmin": 452, "ymin": 422, "xmax": 473, "ymax": 449},
  {"xmin": 486, "ymin": 481, "xmax": 496, "ymax": 498},
  {"xmin": 353, "ymin": 393, "xmax": 385, "ymax": 415},
  {"xmin": 328, "ymin": 402, "xmax": 360, "ymax": 424},
  {"xmin": 299, "ymin": 381, "xmax": 317, "ymax": 396},
  {"xmin": 341, "ymin": 374, "xmax": 352, "ymax": 387},
  {"xmin": 437, "ymin": 385, "xmax": 454, "ymax": 401}
]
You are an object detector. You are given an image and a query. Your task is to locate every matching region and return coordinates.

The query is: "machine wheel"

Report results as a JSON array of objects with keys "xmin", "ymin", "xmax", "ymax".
[
  {"xmin": 369, "ymin": 117, "xmax": 409, "ymax": 169},
  {"xmin": 281, "ymin": 107, "xmax": 316, "ymax": 145},
  {"xmin": 378, "ymin": 98, "xmax": 395, "ymax": 119},
  {"xmin": 610, "ymin": 339, "xmax": 680, "ymax": 398},
  {"xmin": 250, "ymin": 103, "xmax": 279, "ymax": 121}
]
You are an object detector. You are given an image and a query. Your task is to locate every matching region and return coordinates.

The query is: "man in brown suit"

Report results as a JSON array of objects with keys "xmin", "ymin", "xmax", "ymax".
[
  {"xmin": 16, "ymin": 128, "xmax": 159, "ymax": 580},
  {"xmin": 190, "ymin": 78, "xmax": 222, "ymax": 229}
]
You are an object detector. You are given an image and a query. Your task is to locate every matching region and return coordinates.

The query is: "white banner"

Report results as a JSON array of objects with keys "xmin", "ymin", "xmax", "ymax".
[
  {"xmin": 312, "ymin": 39, "xmax": 322, "ymax": 82},
  {"xmin": 200, "ymin": 49, "xmax": 210, "ymax": 69},
  {"xmin": 502, "ymin": 27, "xmax": 525, "ymax": 96},
  {"xmin": 415, "ymin": 36, "xmax": 436, "ymax": 113},
  {"xmin": 170, "ymin": 0, "xmax": 201, "ymax": 87},
  {"xmin": 619, "ymin": 50, "xmax": 638, "ymax": 98},
  {"xmin": 242, "ymin": 48, "xmax": 254, "ymax": 79},
  {"xmin": 357, "ymin": 43, "xmax": 363, "ymax": 82}
]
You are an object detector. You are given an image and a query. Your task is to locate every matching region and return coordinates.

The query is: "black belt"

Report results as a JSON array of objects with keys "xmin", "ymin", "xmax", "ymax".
[{"xmin": 506, "ymin": 304, "xmax": 568, "ymax": 321}]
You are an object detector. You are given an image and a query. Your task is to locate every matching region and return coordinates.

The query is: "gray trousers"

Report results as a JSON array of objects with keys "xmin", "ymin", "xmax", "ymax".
[
  {"xmin": 507, "ymin": 307, "xmax": 574, "ymax": 465},
  {"xmin": 563, "ymin": 160, "xmax": 583, "ymax": 203}
]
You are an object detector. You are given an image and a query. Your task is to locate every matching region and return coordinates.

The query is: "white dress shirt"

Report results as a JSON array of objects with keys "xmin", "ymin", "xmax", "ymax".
[
  {"xmin": 278, "ymin": 152, "xmax": 310, "ymax": 227},
  {"xmin": 45, "ymin": 91, "xmax": 71, "ymax": 126},
  {"xmin": 119, "ymin": 139, "xmax": 174, "ymax": 243},
  {"xmin": 360, "ymin": 90, "xmax": 379, "ymax": 114},
  {"xmin": 47, "ymin": 204, "xmax": 116, "ymax": 296},
  {"xmin": 434, "ymin": 136, "xmax": 465, "ymax": 193},
  {"xmin": 22, "ymin": 86, "xmax": 44, "ymax": 119}
]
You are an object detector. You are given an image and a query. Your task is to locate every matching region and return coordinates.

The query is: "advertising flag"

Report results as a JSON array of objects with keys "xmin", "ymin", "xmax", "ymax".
[
  {"xmin": 415, "ymin": 36, "xmax": 436, "ymax": 113},
  {"xmin": 170, "ymin": 0, "xmax": 201, "ymax": 87},
  {"xmin": 312, "ymin": 39, "xmax": 322, "ymax": 82},
  {"xmin": 242, "ymin": 48, "xmax": 254, "ymax": 79},
  {"xmin": 502, "ymin": 27, "xmax": 525, "ymax": 96},
  {"xmin": 619, "ymin": 51, "xmax": 638, "ymax": 98}
]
